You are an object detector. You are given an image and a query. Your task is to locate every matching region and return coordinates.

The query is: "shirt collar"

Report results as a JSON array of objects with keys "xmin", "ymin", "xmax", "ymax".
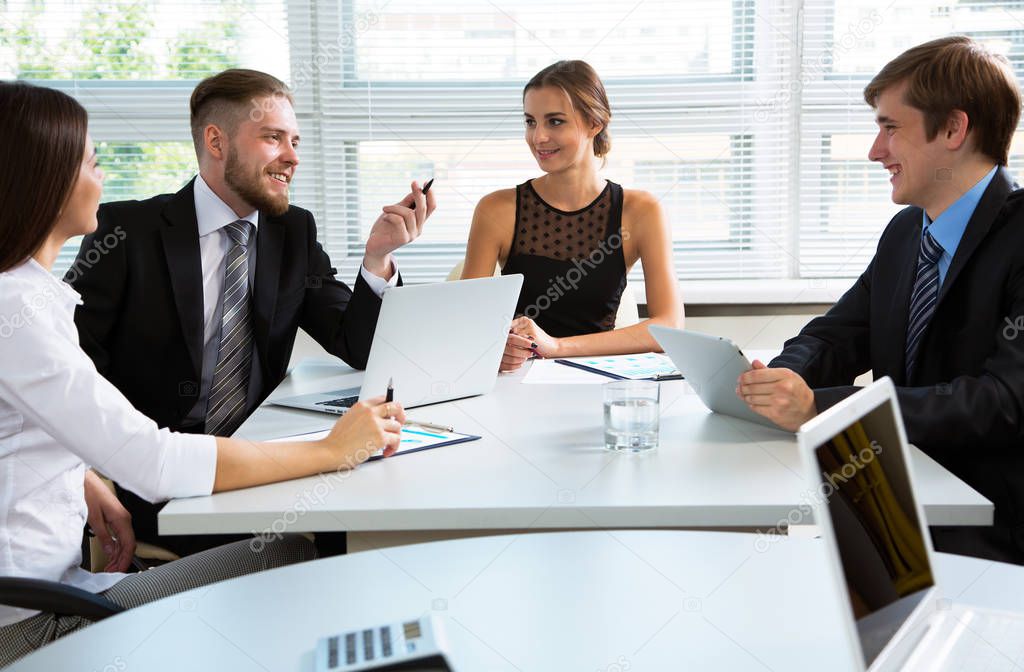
[
  {"xmin": 17, "ymin": 257, "xmax": 83, "ymax": 309},
  {"xmin": 922, "ymin": 165, "xmax": 998, "ymax": 254},
  {"xmin": 194, "ymin": 175, "xmax": 259, "ymax": 238}
]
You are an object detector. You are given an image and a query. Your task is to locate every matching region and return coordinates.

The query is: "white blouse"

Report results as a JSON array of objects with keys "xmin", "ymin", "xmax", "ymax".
[{"xmin": 0, "ymin": 259, "xmax": 217, "ymax": 627}]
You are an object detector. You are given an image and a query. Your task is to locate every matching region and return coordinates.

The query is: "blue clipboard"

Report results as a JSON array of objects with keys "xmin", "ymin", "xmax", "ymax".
[{"xmin": 553, "ymin": 358, "xmax": 684, "ymax": 382}]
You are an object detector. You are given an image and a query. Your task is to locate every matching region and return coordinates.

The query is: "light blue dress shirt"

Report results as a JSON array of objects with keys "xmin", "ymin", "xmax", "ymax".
[{"xmin": 922, "ymin": 165, "xmax": 998, "ymax": 288}]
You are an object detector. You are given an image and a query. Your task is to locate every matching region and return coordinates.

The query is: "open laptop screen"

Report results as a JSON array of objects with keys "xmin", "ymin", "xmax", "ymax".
[{"xmin": 811, "ymin": 401, "xmax": 935, "ymax": 667}]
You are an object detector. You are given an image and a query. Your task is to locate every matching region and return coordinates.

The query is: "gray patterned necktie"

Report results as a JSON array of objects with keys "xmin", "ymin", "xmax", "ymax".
[
  {"xmin": 904, "ymin": 229, "xmax": 944, "ymax": 380},
  {"xmin": 206, "ymin": 219, "xmax": 254, "ymax": 436}
]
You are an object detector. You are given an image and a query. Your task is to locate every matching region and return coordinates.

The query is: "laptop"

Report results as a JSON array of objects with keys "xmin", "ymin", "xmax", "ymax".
[
  {"xmin": 647, "ymin": 325, "xmax": 781, "ymax": 429},
  {"xmin": 272, "ymin": 274, "xmax": 524, "ymax": 413},
  {"xmin": 798, "ymin": 377, "xmax": 1024, "ymax": 671}
]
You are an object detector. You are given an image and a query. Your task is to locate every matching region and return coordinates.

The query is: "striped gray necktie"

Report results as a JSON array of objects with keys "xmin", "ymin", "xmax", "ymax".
[
  {"xmin": 206, "ymin": 219, "xmax": 254, "ymax": 436},
  {"xmin": 904, "ymin": 229, "xmax": 944, "ymax": 380}
]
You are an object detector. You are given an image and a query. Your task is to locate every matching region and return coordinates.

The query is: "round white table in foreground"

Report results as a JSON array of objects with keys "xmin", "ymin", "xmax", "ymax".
[{"xmin": 9, "ymin": 530, "xmax": 1023, "ymax": 671}]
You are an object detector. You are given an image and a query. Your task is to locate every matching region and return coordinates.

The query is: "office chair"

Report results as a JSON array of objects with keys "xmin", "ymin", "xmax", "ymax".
[{"xmin": 0, "ymin": 577, "xmax": 123, "ymax": 622}]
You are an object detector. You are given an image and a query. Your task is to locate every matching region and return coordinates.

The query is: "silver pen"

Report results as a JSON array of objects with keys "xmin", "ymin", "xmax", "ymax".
[{"xmin": 404, "ymin": 419, "xmax": 455, "ymax": 433}]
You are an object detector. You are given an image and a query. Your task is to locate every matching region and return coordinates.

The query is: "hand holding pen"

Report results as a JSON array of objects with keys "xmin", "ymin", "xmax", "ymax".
[
  {"xmin": 500, "ymin": 315, "xmax": 561, "ymax": 373},
  {"xmin": 323, "ymin": 393, "xmax": 404, "ymax": 461},
  {"xmin": 500, "ymin": 330, "xmax": 539, "ymax": 372}
]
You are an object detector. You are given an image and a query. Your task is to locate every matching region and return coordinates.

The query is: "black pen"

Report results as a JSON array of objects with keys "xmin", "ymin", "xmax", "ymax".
[
  {"xmin": 385, "ymin": 377, "xmax": 397, "ymax": 421},
  {"xmin": 410, "ymin": 178, "xmax": 433, "ymax": 210}
]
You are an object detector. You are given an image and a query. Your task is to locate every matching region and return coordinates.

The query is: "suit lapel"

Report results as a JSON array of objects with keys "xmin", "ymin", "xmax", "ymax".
[
  {"xmin": 894, "ymin": 167, "xmax": 1015, "ymax": 383},
  {"xmin": 887, "ymin": 218, "xmax": 920, "ymax": 382},
  {"xmin": 935, "ymin": 166, "xmax": 1015, "ymax": 308},
  {"xmin": 159, "ymin": 179, "xmax": 204, "ymax": 378},
  {"xmin": 252, "ymin": 213, "xmax": 284, "ymax": 372}
]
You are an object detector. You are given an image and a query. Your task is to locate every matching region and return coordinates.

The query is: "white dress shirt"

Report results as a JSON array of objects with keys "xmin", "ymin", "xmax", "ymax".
[
  {"xmin": 186, "ymin": 176, "xmax": 399, "ymax": 426},
  {"xmin": 0, "ymin": 259, "xmax": 217, "ymax": 627}
]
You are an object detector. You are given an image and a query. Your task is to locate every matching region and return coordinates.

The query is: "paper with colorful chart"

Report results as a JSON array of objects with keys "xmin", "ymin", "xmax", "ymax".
[
  {"xmin": 555, "ymin": 353, "xmax": 681, "ymax": 380},
  {"xmin": 269, "ymin": 425, "xmax": 479, "ymax": 460}
]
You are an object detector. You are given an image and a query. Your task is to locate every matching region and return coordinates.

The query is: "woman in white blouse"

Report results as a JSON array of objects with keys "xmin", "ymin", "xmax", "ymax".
[{"xmin": 0, "ymin": 82, "xmax": 406, "ymax": 665}]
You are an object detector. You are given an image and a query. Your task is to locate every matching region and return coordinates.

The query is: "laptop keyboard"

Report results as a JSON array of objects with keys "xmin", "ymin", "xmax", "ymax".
[{"xmin": 316, "ymin": 395, "xmax": 359, "ymax": 409}]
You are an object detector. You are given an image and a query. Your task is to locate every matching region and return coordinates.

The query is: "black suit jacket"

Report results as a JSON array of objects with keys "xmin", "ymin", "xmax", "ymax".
[
  {"xmin": 771, "ymin": 166, "xmax": 1024, "ymax": 548},
  {"xmin": 68, "ymin": 178, "xmax": 386, "ymax": 433}
]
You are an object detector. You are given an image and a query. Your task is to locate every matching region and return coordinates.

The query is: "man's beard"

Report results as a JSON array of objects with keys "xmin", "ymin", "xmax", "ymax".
[{"xmin": 224, "ymin": 144, "xmax": 289, "ymax": 216}]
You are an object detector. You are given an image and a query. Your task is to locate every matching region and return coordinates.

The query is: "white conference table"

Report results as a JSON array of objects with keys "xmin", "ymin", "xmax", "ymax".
[
  {"xmin": 10, "ymin": 530, "xmax": 1024, "ymax": 671},
  {"xmin": 160, "ymin": 359, "xmax": 992, "ymax": 550}
]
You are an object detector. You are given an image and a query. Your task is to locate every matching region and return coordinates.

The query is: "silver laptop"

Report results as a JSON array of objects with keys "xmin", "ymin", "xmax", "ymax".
[
  {"xmin": 648, "ymin": 325, "xmax": 781, "ymax": 429},
  {"xmin": 798, "ymin": 377, "xmax": 1024, "ymax": 671},
  {"xmin": 272, "ymin": 274, "xmax": 524, "ymax": 413}
]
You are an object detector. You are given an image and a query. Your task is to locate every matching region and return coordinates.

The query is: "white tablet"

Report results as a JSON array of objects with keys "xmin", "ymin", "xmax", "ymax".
[{"xmin": 648, "ymin": 325, "xmax": 785, "ymax": 430}]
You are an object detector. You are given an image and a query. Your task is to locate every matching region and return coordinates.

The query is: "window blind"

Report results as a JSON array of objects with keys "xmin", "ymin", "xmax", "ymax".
[
  {"xmin": 798, "ymin": 0, "xmax": 1024, "ymax": 278},
  {"xmin": 1, "ymin": 0, "xmax": 291, "ymax": 273},
  {"xmin": 315, "ymin": 0, "xmax": 797, "ymax": 285},
  {"xmin": 6, "ymin": 0, "xmax": 1024, "ymax": 299}
]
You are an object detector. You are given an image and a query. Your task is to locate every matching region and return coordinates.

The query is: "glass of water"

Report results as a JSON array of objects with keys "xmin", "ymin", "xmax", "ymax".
[{"xmin": 603, "ymin": 380, "xmax": 660, "ymax": 452}]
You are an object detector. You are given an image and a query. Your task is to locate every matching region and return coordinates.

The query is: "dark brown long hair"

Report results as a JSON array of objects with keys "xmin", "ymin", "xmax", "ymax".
[{"xmin": 0, "ymin": 82, "xmax": 88, "ymax": 273}]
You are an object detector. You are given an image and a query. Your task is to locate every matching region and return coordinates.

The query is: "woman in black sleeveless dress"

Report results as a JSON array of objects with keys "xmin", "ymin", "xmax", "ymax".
[{"xmin": 461, "ymin": 60, "xmax": 682, "ymax": 371}]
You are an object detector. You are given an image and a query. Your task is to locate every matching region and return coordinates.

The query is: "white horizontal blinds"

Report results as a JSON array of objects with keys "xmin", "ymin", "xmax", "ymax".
[
  {"xmin": 1, "ymin": 0, "xmax": 292, "ymax": 276},
  {"xmin": 1, "ymin": 0, "xmax": 290, "ymax": 80},
  {"xmin": 320, "ymin": 0, "xmax": 797, "ymax": 284},
  {"xmin": 798, "ymin": 0, "xmax": 1024, "ymax": 279},
  {"xmin": 56, "ymin": 141, "xmax": 197, "ymax": 272},
  {"xmin": 25, "ymin": 1, "xmax": 1024, "ymax": 292}
]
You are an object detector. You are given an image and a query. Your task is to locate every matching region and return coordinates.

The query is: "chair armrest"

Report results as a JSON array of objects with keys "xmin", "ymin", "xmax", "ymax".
[{"xmin": 0, "ymin": 577, "xmax": 124, "ymax": 621}]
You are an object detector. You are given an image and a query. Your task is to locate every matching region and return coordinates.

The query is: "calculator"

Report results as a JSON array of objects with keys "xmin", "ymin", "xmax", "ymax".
[{"xmin": 313, "ymin": 615, "xmax": 455, "ymax": 671}]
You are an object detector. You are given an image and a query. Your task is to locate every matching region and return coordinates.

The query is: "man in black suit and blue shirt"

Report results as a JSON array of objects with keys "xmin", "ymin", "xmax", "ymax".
[
  {"xmin": 69, "ymin": 69, "xmax": 435, "ymax": 555},
  {"xmin": 737, "ymin": 36, "xmax": 1024, "ymax": 563}
]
